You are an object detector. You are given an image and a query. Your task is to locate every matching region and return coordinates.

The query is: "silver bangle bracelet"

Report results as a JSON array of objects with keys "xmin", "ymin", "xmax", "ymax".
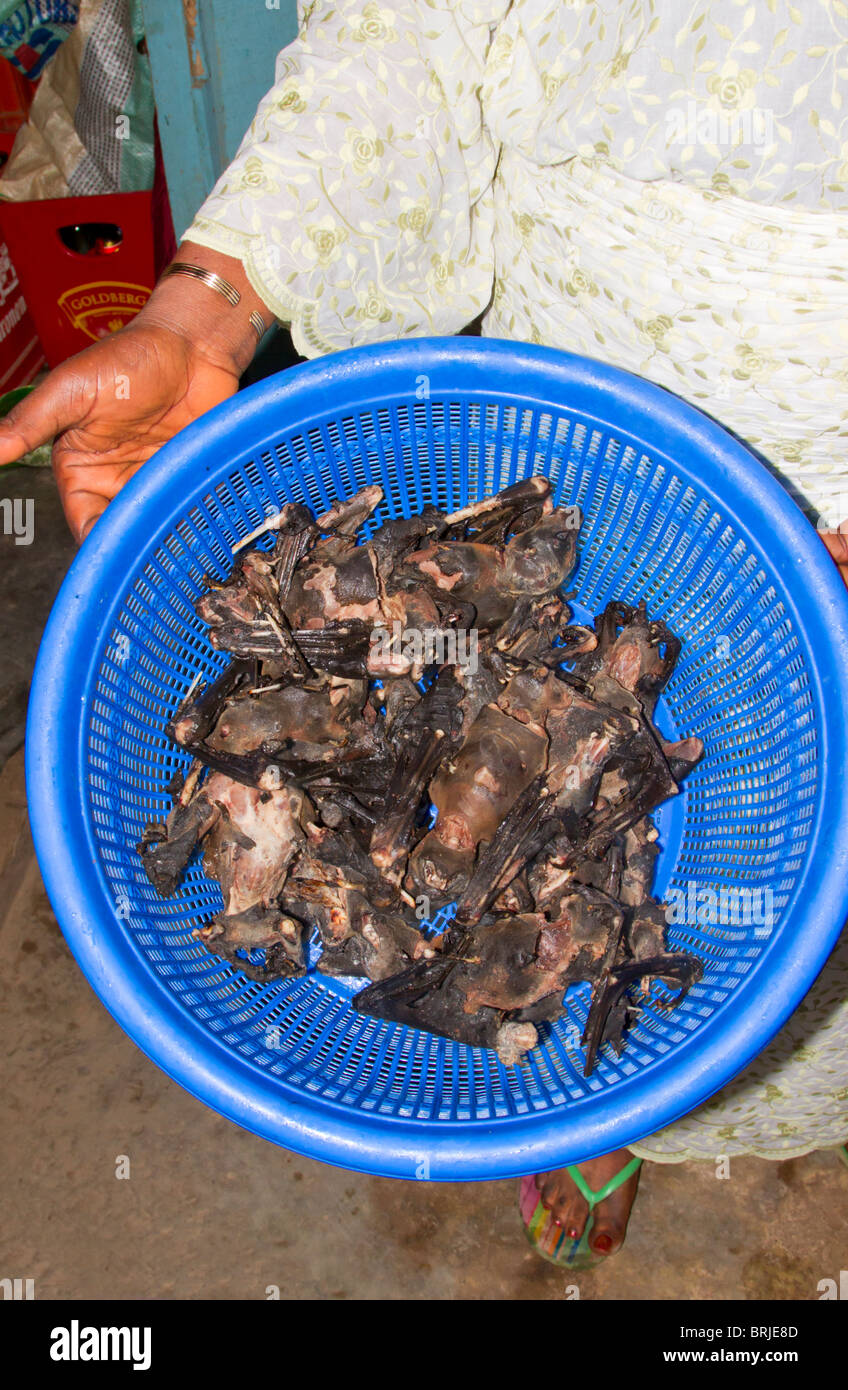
[{"xmin": 162, "ymin": 262, "xmax": 270, "ymax": 340}]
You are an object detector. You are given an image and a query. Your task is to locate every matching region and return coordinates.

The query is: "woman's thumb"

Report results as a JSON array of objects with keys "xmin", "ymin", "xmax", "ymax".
[{"xmin": 0, "ymin": 372, "xmax": 78, "ymax": 466}]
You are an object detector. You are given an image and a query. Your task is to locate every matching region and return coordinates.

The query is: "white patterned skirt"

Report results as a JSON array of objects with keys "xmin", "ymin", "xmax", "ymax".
[{"xmin": 485, "ymin": 153, "xmax": 848, "ymax": 1159}]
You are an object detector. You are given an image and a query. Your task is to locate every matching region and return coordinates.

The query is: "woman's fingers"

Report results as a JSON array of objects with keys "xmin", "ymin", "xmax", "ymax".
[
  {"xmin": 57, "ymin": 453, "xmax": 150, "ymax": 544},
  {"xmin": 62, "ymin": 487, "xmax": 110, "ymax": 546},
  {"xmin": 0, "ymin": 325, "xmax": 238, "ymax": 541},
  {"xmin": 0, "ymin": 368, "xmax": 87, "ymax": 466}
]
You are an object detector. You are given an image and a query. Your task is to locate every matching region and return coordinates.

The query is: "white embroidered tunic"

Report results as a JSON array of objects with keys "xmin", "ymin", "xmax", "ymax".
[{"xmin": 188, "ymin": 0, "xmax": 848, "ymax": 1159}]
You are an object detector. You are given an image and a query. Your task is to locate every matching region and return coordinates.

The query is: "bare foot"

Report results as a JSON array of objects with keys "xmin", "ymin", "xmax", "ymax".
[{"xmin": 534, "ymin": 1149, "xmax": 640, "ymax": 1256}]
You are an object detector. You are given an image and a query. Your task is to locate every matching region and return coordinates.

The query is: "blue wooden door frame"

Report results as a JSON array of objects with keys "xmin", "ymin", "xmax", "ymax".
[{"xmin": 141, "ymin": 0, "xmax": 299, "ymax": 241}]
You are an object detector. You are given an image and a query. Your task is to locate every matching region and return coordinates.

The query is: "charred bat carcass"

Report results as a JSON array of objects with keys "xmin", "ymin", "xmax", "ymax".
[{"xmin": 137, "ymin": 484, "xmax": 704, "ymax": 1075}]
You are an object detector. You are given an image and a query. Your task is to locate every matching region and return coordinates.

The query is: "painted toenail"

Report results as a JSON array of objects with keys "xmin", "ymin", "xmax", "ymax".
[
  {"xmin": 567, "ymin": 1227, "xmax": 580, "ymax": 1240},
  {"xmin": 593, "ymin": 1233, "xmax": 613, "ymax": 1254}
]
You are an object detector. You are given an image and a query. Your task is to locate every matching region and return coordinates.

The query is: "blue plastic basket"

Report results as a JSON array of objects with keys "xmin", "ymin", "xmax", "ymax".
[{"xmin": 27, "ymin": 338, "xmax": 848, "ymax": 1179}]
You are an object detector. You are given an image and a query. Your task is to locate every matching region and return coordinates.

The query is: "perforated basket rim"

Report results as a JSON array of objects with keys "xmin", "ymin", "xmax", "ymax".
[{"xmin": 26, "ymin": 338, "xmax": 848, "ymax": 1179}]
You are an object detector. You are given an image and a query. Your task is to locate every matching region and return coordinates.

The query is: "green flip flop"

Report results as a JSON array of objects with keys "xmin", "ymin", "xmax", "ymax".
[{"xmin": 519, "ymin": 1157, "xmax": 642, "ymax": 1269}]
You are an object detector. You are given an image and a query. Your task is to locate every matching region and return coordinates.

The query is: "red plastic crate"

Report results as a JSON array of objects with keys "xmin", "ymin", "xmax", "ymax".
[
  {"xmin": 0, "ymin": 237, "xmax": 45, "ymax": 390},
  {"xmin": 0, "ymin": 55, "xmax": 33, "ymax": 173},
  {"xmin": 0, "ymin": 53, "xmax": 32, "ymax": 136},
  {"xmin": 0, "ymin": 189, "xmax": 156, "ymax": 366}
]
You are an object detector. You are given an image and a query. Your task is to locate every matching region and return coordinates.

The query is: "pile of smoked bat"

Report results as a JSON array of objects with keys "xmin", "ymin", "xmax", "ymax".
[{"xmin": 139, "ymin": 479, "xmax": 704, "ymax": 1073}]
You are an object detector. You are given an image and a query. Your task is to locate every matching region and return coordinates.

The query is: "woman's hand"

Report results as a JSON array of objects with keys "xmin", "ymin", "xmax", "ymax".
[
  {"xmin": 0, "ymin": 322, "xmax": 240, "ymax": 542},
  {"xmin": 0, "ymin": 243, "xmax": 272, "ymax": 543}
]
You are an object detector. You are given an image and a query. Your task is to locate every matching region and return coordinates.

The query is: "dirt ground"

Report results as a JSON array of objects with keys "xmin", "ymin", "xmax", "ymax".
[{"xmin": 1, "ymin": 466, "xmax": 845, "ymax": 1301}]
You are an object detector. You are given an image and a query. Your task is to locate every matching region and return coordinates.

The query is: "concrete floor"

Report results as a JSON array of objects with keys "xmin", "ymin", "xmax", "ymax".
[
  {"xmin": 0, "ymin": 467, "xmax": 76, "ymax": 764},
  {"xmin": 1, "ymin": 465, "xmax": 845, "ymax": 1301}
]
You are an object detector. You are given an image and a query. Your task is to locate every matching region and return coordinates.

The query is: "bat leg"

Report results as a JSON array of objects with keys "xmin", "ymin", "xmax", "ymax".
[
  {"xmin": 661, "ymin": 735, "xmax": 705, "ymax": 783},
  {"xmin": 167, "ymin": 659, "xmax": 253, "ymax": 747},
  {"xmin": 206, "ymin": 941, "xmax": 306, "ymax": 984},
  {"xmin": 232, "ymin": 500, "xmax": 314, "ymax": 554},
  {"xmin": 493, "ymin": 595, "xmax": 539, "ymax": 652},
  {"xmin": 622, "ymin": 951, "xmax": 704, "ymax": 1006},
  {"xmin": 370, "ymin": 675, "xmax": 463, "ymax": 879},
  {"xmin": 581, "ymin": 950, "xmax": 703, "ymax": 1076},
  {"xmin": 292, "ymin": 622, "xmax": 373, "ymax": 677},
  {"xmin": 581, "ymin": 973, "xmax": 634, "ymax": 1077},
  {"xmin": 582, "ymin": 733, "xmax": 678, "ymax": 859},
  {"xmin": 312, "ymin": 787, "xmax": 380, "ymax": 832},
  {"xmin": 455, "ymin": 775, "xmax": 561, "ymax": 926},
  {"xmin": 531, "ymin": 625, "xmax": 599, "ymax": 667},
  {"xmin": 196, "ymin": 909, "xmax": 308, "ymax": 983},
  {"xmin": 206, "ymin": 622, "xmax": 288, "ymax": 661},
  {"xmin": 577, "ymin": 893, "xmax": 629, "ymax": 1076},
  {"xmin": 639, "ymin": 615, "xmax": 681, "ymax": 712},
  {"xmin": 273, "ymin": 518, "xmax": 318, "ymax": 600},
  {"xmin": 315, "ymin": 486, "xmax": 384, "ymax": 537},
  {"xmin": 138, "ymin": 824, "xmax": 201, "ymax": 898},
  {"xmin": 260, "ymin": 606, "xmax": 313, "ymax": 680},
  {"xmin": 443, "ymin": 477, "xmax": 552, "ymax": 543},
  {"xmin": 369, "ymin": 728, "xmax": 448, "ymax": 879},
  {"xmin": 138, "ymin": 793, "xmax": 219, "ymax": 898},
  {"xmin": 172, "ymin": 740, "xmax": 276, "ymax": 789},
  {"xmin": 353, "ymin": 955, "xmax": 458, "ymax": 1025},
  {"xmin": 353, "ymin": 956, "xmax": 510, "ymax": 1053}
]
